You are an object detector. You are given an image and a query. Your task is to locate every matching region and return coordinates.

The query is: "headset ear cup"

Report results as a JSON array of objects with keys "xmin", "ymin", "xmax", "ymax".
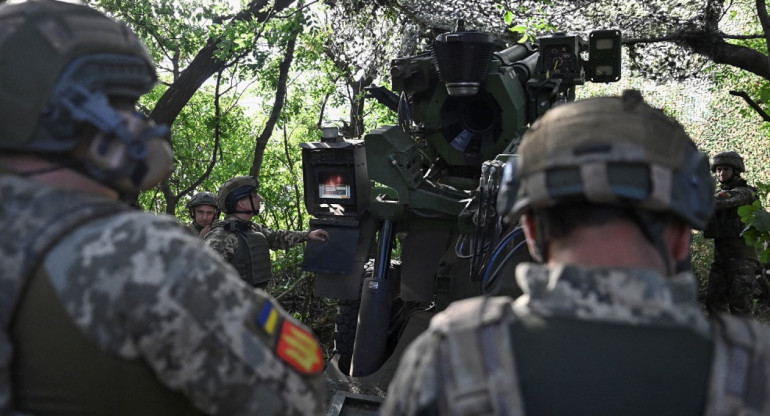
[
  {"xmin": 86, "ymin": 132, "xmax": 128, "ymax": 172},
  {"xmin": 82, "ymin": 110, "xmax": 172, "ymax": 193},
  {"xmin": 122, "ymin": 112, "xmax": 172, "ymax": 190},
  {"xmin": 137, "ymin": 138, "xmax": 173, "ymax": 189}
]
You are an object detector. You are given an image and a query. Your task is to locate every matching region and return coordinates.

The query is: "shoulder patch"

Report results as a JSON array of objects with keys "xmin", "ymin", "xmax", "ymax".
[{"xmin": 276, "ymin": 320, "xmax": 323, "ymax": 375}]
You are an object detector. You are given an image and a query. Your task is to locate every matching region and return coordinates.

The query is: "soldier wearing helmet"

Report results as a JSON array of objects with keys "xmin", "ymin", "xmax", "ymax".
[
  {"xmin": 186, "ymin": 191, "xmax": 220, "ymax": 237},
  {"xmin": 382, "ymin": 91, "xmax": 770, "ymax": 415},
  {"xmin": 703, "ymin": 151, "xmax": 760, "ymax": 315},
  {"xmin": 0, "ymin": 1, "xmax": 323, "ymax": 414},
  {"xmin": 205, "ymin": 176, "xmax": 330, "ymax": 289}
]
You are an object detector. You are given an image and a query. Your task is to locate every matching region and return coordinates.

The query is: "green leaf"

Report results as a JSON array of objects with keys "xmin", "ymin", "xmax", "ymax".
[
  {"xmin": 738, "ymin": 204, "xmax": 756, "ymax": 222},
  {"xmin": 751, "ymin": 209, "xmax": 770, "ymax": 233},
  {"xmin": 760, "ymin": 82, "xmax": 770, "ymax": 104},
  {"xmin": 743, "ymin": 228, "xmax": 758, "ymax": 246},
  {"xmin": 504, "ymin": 11, "xmax": 514, "ymax": 26},
  {"xmin": 762, "ymin": 250, "xmax": 770, "ymax": 264},
  {"xmin": 738, "ymin": 203, "xmax": 758, "ymax": 215}
]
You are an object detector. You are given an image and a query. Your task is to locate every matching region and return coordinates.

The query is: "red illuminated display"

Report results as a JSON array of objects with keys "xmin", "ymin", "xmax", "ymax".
[
  {"xmin": 318, "ymin": 172, "xmax": 351, "ymax": 199},
  {"xmin": 322, "ymin": 174, "xmax": 345, "ymax": 186}
]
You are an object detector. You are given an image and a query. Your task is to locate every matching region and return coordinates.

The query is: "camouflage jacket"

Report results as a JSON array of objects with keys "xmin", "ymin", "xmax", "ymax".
[
  {"xmin": 0, "ymin": 173, "xmax": 324, "ymax": 415},
  {"xmin": 204, "ymin": 216, "xmax": 310, "ymax": 262},
  {"xmin": 188, "ymin": 221, "xmax": 204, "ymax": 236},
  {"xmin": 704, "ymin": 176, "xmax": 757, "ymax": 240},
  {"xmin": 381, "ymin": 263, "xmax": 770, "ymax": 416}
]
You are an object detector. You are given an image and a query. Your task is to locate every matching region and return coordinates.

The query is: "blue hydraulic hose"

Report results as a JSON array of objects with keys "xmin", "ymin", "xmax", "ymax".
[{"xmin": 481, "ymin": 227, "xmax": 522, "ymax": 288}]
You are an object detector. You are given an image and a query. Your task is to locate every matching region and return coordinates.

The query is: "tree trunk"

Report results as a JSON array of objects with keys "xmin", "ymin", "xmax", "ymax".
[
  {"xmin": 249, "ymin": 26, "xmax": 300, "ymax": 178},
  {"xmin": 149, "ymin": 0, "xmax": 297, "ymax": 126}
]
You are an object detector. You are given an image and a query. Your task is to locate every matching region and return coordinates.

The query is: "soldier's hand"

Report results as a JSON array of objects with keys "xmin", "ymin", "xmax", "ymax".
[{"xmin": 308, "ymin": 229, "xmax": 330, "ymax": 242}]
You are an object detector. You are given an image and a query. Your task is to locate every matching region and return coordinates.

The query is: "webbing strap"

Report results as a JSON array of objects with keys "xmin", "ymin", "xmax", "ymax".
[
  {"xmin": 433, "ymin": 296, "xmax": 525, "ymax": 416},
  {"xmin": 706, "ymin": 314, "xmax": 765, "ymax": 416}
]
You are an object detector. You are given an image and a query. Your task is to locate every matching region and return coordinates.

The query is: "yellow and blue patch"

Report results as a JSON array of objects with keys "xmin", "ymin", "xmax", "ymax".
[{"xmin": 258, "ymin": 302, "xmax": 280, "ymax": 335}]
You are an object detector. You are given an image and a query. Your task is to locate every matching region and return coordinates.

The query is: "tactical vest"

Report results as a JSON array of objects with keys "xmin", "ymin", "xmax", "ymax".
[
  {"xmin": 432, "ymin": 296, "xmax": 770, "ymax": 416},
  {"xmin": 0, "ymin": 174, "xmax": 202, "ymax": 415},
  {"xmin": 704, "ymin": 206, "xmax": 745, "ymax": 239},
  {"xmin": 215, "ymin": 217, "xmax": 272, "ymax": 287}
]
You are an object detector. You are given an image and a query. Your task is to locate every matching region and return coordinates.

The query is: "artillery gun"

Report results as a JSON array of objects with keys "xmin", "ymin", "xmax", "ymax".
[{"xmin": 299, "ymin": 20, "xmax": 622, "ymax": 415}]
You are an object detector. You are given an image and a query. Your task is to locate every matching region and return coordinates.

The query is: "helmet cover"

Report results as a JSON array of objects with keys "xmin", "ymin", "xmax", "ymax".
[
  {"xmin": 497, "ymin": 90, "xmax": 715, "ymax": 230},
  {"xmin": 0, "ymin": 0, "xmax": 156, "ymax": 151},
  {"xmin": 711, "ymin": 151, "xmax": 745, "ymax": 173},
  {"xmin": 0, "ymin": 0, "xmax": 172, "ymax": 193},
  {"xmin": 187, "ymin": 191, "xmax": 220, "ymax": 218},
  {"xmin": 217, "ymin": 176, "xmax": 259, "ymax": 214}
]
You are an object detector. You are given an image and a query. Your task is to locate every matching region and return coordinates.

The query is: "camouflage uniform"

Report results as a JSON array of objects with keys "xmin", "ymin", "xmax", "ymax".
[
  {"xmin": 0, "ymin": 1, "xmax": 323, "ymax": 414},
  {"xmin": 189, "ymin": 221, "xmax": 205, "ymax": 235},
  {"xmin": 381, "ymin": 263, "xmax": 770, "ymax": 415},
  {"xmin": 205, "ymin": 176, "xmax": 311, "ymax": 288},
  {"xmin": 704, "ymin": 175, "xmax": 760, "ymax": 315},
  {"xmin": 205, "ymin": 216, "xmax": 310, "ymax": 288},
  {"xmin": 1, "ymin": 173, "xmax": 324, "ymax": 415}
]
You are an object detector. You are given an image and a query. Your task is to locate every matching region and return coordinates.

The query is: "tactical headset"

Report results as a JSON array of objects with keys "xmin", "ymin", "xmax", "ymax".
[{"xmin": 42, "ymin": 54, "xmax": 173, "ymax": 193}]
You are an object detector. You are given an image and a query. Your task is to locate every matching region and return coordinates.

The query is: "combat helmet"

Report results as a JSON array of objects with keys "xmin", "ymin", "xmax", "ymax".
[
  {"xmin": 0, "ymin": 0, "xmax": 172, "ymax": 193},
  {"xmin": 187, "ymin": 191, "xmax": 220, "ymax": 219},
  {"xmin": 711, "ymin": 151, "xmax": 745, "ymax": 173},
  {"xmin": 218, "ymin": 176, "xmax": 260, "ymax": 214},
  {"xmin": 497, "ymin": 89, "xmax": 715, "ymax": 231}
]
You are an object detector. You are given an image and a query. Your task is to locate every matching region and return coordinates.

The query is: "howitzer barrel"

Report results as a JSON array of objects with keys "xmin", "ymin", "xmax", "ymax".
[
  {"xmin": 512, "ymin": 52, "xmax": 539, "ymax": 82},
  {"xmin": 495, "ymin": 43, "xmax": 535, "ymax": 65},
  {"xmin": 433, "ymin": 27, "xmax": 505, "ymax": 96}
]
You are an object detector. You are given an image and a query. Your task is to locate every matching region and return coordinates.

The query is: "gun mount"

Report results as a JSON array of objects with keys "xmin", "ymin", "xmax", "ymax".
[{"xmin": 300, "ymin": 21, "xmax": 621, "ymax": 415}]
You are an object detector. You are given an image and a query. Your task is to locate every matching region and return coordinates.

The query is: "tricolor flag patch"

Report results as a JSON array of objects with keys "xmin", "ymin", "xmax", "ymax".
[{"xmin": 276, "ymin": 320, "xmax": 323, "ymax": 374}]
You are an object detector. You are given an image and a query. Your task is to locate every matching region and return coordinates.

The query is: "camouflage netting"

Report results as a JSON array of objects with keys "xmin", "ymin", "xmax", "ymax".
[{"xmin": 325, "ymin": 0, "xmax": 716, "ymax": 84}]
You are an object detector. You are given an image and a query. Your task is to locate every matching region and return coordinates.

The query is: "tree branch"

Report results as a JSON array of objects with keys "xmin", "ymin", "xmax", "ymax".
[
  {"xmin": 729, "ymin": 90, "xmax": 770, "ymax": 122},
  {"xmin": 249, "ymin": 20, "xmax": 300, "ymax": 178},
  {"xmin": 282, "ymin": 124, "xmax": 305, "ymax": 230},
  {"xmin": 149, "ymin": 0, "xmax": 297, "ymax": 126},
  {"xmin": 757, "ymin": 0, "xmax": 770, "ymax": 74},
  {"xmin": 159, "ymin": 70, "xmax": 224, "ymax": 213},
  {"xmin": 624, "ymin": 30, "xmax": 770, "ymax": 80}
]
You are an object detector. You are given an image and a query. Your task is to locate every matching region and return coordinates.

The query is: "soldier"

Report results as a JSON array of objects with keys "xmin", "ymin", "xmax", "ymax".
[
  {"xmin": 187, "ymin": 191, "xmax": 220, "ymax": 237},
  {"xmin": 703, "ymin": 151, "xmax": 760, "ymax": 315},
  {"xmin": 0, "ymin": 1, "xmax": 323, "ymax": 415},
  {"xmin": 381, "ymin": 91, "xmax": 770, "ymax": 415},
  {"xmin": 205, "ymin": 176, "xmax": 330, "ymax": 289}
]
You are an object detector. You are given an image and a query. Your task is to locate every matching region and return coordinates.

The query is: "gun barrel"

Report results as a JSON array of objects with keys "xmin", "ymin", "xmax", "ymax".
[
  {"xmin": 495, "ymin": 43, "xmax": 535, "ymax": 66},
  {"xmin": 512, "ymin": 52, "xmax": 539, "ymax": 82}
]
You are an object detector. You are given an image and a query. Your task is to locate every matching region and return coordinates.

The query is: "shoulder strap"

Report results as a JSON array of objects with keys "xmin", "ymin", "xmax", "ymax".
[
  {"xmin": 706, "ymin": 314, "xmax": 766, "ymax": 416},
  {"xmin": 0, "ymin": 176, "xmax": 130, "ymax": 414},
  {"xmin": 431, "ymin": 296, "xmax": 525, "ymax": 416},
  {"xmin": 217, "ymin": 217, "xmax": 253, "ymax": 233}
]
